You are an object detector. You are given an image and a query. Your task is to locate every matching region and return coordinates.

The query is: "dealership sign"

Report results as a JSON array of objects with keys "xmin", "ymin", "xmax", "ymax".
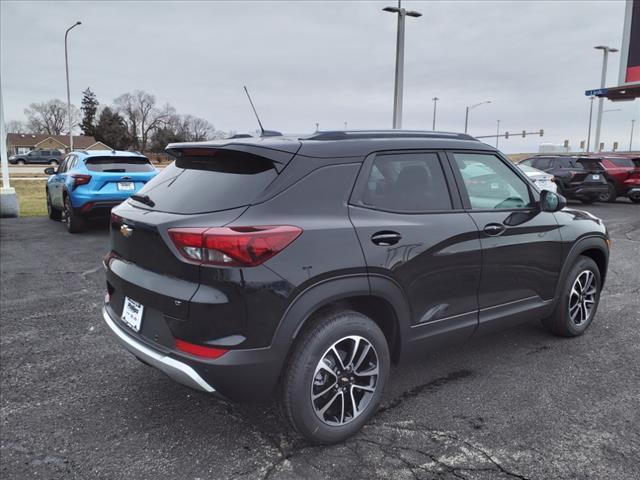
[{"xmin": 619, "ymin": 0, "xmax": 640, "ymax": 85}]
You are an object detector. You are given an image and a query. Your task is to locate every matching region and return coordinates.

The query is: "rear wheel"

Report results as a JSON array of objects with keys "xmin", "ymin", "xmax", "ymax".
[
  {"xmin": 46, "ymin": 189, "xmax": 61, "ymax": 220},
  {"xmin": 629, "ymin": 196, "xmax": 640, "ymax": 204},
  {"xmin": 542, "ymin": 256, "xmax": 601, "ymax": 337},
  {"xmin": 281, "ymin": 310, "xmax": 390, "ymax": 444},
  {"xmin": 597, "ymin": 182, "xmax": 617, "ymax": 203},
  {"xmin": 17, "ymin": 159, "xmax": 25, "ymax": 166},
  {"xmin": 63, "ymin": 196, "xmax": 84, "ymax": 233}
]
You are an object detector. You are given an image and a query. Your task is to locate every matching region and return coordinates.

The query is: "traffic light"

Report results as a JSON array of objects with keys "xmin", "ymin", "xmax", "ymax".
[
  {"xmin": 580, "ymin": 140, "xmax": 585, "ymax": 150},
  {"xmin": 539, "ymin": 129, "xmax": 544, "ymax": 137},
  {"xmin": 505, "ymin": 131, "xmax": 509, "ymax": 139},
  {"xmin": 563, "ymin": 139, "xmax": 569, "ymax": 148},
  {"xmin": 613, "ymin": 141, "xmax": 619, "ymax": 151},
  {"xmin": 522, "ymin": 130, "xmax": 526, "ymax": 138}
]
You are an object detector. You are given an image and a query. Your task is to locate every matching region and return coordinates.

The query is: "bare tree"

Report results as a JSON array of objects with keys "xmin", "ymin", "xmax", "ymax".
[
  {"xmin": 183, "ymin": 115, "xmax": 215, "ymax": 141},
  {"xmin": 114, "ymin": 90, "xmax": 174, "ymax": 151},
  {"xmin": 6, "ymin": 120, "xmax": 28, "ymax": 133},
  {"xmin": 24, "ymin": 99, "xmax": 79, "ymax": 135}
]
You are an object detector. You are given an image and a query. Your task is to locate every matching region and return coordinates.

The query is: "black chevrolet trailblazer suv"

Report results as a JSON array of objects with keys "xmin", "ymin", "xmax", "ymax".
[{"xmin": 103, "ymin": 131, "xmax": 609, "ymax": 443}]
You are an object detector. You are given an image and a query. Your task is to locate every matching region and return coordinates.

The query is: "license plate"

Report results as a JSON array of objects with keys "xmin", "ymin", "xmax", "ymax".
[
  {"xmin": 121, "ymin": 297, "xmax": 144, "ymax": 332},
  {"xmin": 117, "ymin": 181, "xmax": 135, "ymax": 191},
  {"xmin": 591, "ymin": 174, "xmax": 600, "ymax": 180}
]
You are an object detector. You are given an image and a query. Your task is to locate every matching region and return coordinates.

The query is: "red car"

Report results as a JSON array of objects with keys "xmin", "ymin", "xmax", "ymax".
[
  {"xmin": 585, "ymin": 155, "xmax": 639, "ymax": 203},
  {"xmin": 622, "ymin": 156, "xmax": 640, "ymax": 204}
]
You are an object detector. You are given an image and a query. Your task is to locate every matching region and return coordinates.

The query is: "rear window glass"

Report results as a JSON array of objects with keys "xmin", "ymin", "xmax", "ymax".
[
  {"xmin": 130, "ymin": 150, "xmax": 277, "ymax": 214},
  {"xmin": 606, "ymin": 157, "xmax": 635, "ymax": 168},
  {"xmin": 576, "ymin": 159, "xmax": 603, "ymax": 170},
  {"xmin": 85, "ymin": 156, "xmax": 154, "ymax": 172}
]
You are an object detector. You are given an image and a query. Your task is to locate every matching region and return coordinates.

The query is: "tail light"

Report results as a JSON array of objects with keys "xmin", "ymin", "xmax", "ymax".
[
  {"xmin": 71, "ymin": 174, "xmax": 91, "ymax": 188},
  {"xmin": 175, "ymin": 339, "xmax": 228, "ymax": 359},
  {"xmin": 168, "ymin": 225, "xmax": 302, "ymax": 267}
]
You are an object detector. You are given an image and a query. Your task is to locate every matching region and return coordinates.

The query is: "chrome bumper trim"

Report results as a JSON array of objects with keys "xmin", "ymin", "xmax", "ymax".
[{"xmin": 102, "ymin": 307, "xmax": 215, "ymax": 393}]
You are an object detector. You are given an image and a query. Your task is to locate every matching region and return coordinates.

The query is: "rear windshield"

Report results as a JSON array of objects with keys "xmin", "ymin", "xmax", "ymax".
[
  {"xmin": 85, "ymin": 156, "xmax": 154, "ymax": 172},
  {"xmin": 129, "ymin": 150, "xmax": 277, "ymax": 214},
  {"xmin": 576, "ymin": 159, "xmax": 603, "ymax": 170},
  {"xmin": 606, "ymin": 157, "xmax": 635, "ymax": 168}
]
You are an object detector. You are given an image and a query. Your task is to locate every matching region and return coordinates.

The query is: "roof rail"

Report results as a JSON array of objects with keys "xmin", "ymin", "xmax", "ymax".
[{"xmin": 303, "ymin": 130, "xmax": 477, "ymax": 141}]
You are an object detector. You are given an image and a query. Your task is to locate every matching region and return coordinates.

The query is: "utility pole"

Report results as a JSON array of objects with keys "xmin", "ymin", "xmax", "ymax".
[
  {"xmin": 593, "ymin": 45, "xmax": 618, "ymax": 152},
  {"xmin": 631, "ymin": 119, "xmax": 636, "ymax": 151},
  {"xmin": 64, "ymin": 21, "xmax": 81, "ymax": 152},
  {"xmin": 383, "ymin": 1, "xmax": 422, "ymax": 129},
  {"xmin": 586, "ymin": 96, "xmax": 595, "ymax": 153},
  {"xmin": 432, "ymin": 97, "xmax": 439, "ymax": 130},
  {"xmin": 464, "ymin": 101, "xmax": 491, "ymax": 134},
  {"xmin": 495, "ymin": 120, "xmax": 500, "ymax": 148}
]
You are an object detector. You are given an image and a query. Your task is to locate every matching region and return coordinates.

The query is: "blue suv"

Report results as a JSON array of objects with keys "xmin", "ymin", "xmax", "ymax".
[{"xmin": 45, "ymin": 150, "xmax": 158, "ymax": 233}]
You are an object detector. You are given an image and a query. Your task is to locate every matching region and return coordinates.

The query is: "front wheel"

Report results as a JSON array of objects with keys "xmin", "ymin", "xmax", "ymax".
[
  {"xmin": 63, "ymin": 196, "xmax": 84, "ymax": 233},
  {"xmin": 542, "ymin": 256, "xmax": 601, "ymax": 337},
  {"xmin": 17, "ymin": 160, "xmax": 25, "ymax": 166},
  {"xmin": 46, "ymin": 189, "xmax": 61, "ymax": 220},
  {"xmin": 281, "ymin": 310, "xmax": 390, "ymax": 444}
]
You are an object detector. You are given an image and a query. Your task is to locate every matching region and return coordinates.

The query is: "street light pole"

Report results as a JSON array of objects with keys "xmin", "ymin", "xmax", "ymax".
[
  {"xmin": 586, "ymin": 96, "xmax": 595, "ymax": 153},
  {"xmin": 65, "ymin": 21, "xmax": 81, "ymax": 153},
  {"xmin": 630, "ymin": 119, "xmax": 635, "ymax": 151},
  {"xmin": 464, "ymin": 100, "xmax": 491, "ymax": 134},
  {"xmin": 495, "ymin": 120, "xmax": 500, "ymax": 148},
  {"xmin": 432, "ymin": 97, "xmax": 439, "ymax": 130},
  {"xmin": 383, "ymin": 1, "xmax": 421, "ymax": 129},
  {"xmin": 593, "ymin": 45, "xmax": 618, "ymax": 153}
]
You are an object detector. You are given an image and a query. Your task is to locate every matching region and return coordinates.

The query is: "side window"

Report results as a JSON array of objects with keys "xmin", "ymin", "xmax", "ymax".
[
  {"xmin": 358, "ymin": 152, "xmax": 453, "ymax": 212},
  {"xmin": 557, "ymin": 158, "xmax": 573, "ymax": 169},
  {"xmin": 59, "ymin": 155, "xmax": 73, "ymax": 173},
  {"xmin": 519, "ymin": 159, "xmax": 533, "ymax": 167},
  {"xmin": 532, "ymin": 158, "xmax": 551, "ymax": 170},
  {"xmin": 453, "ymin": 153, "xmax": 533, "ymax": 210}
]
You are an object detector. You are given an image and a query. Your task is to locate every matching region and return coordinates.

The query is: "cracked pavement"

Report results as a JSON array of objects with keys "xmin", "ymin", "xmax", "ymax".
[{"xmin": 1, "ymin": 200, "xmax": 639, "ymax": 479}]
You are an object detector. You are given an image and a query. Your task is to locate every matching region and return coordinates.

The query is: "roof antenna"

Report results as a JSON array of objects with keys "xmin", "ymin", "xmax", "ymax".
[{"xmin": 243, "ymin": 86, "xmax": 281, "ymax": 137}]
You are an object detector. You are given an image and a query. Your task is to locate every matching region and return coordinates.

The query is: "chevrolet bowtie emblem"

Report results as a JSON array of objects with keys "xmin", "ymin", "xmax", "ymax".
[{"xmin": 120, "ymin": 224, "xmax": 133, "ymax": 238}]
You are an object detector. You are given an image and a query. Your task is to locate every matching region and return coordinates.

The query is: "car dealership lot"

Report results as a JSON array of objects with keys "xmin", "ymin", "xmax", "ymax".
[{"xmin": 1, "ymin": 202, "xmax": 639, "ymax": 479}]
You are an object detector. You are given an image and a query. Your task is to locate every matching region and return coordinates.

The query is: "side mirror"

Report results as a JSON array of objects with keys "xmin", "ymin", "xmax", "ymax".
[
  {"xmin": 44, "ymin": 167, "xmax": 56, "ymax": 175},
  {"xmin": 540, "ymin": 190, "xmax": 566, "ymax": 212}
]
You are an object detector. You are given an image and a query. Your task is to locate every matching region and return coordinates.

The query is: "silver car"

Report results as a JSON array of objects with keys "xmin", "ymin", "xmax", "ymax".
[{"xmin": 518, "ymin": 163, "xmax": 558, "ymax": 193}]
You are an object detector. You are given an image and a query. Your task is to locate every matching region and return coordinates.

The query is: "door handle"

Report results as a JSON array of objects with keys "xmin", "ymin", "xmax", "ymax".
[
  {"xmin": 483, "ymin": 223, "xmax": 506, "ymax": 236},
  {"xmin": 371, "ymin": 231, "xmax": 402, "ymax": 246}
]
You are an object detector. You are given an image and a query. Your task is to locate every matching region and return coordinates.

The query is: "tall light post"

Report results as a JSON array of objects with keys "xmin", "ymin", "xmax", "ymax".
[
  {"xmin": 593, "ymin": 45, "xmax": 618, "ymax": 153},
  {"xmin": 464, "ymin": 100, "xmax": 491, "ymax": 134},
  {"xmin": 431, "ymin": 97, "xmax": 439, "ymax": 130},
  {"xmin": 383, "ymin": 1, "xmax": 422, "ymax": 129},
  {"xmin": 65, "ymin": 21, "xmax": 81, "ymax": 152},
  {"xmin": 631, "ymin": 119, "xmax": 636, "ymax": 151},
  {"xmin": 495, "ymin": 119, "xmax": 500, "ymax": 148},
  {"xmin": 586, "ymin": 96, "xmax": 595, "ymax": 153}
]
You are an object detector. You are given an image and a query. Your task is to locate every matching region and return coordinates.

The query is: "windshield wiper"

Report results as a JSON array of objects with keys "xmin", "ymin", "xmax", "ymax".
[{"xmin": 130, "ymin": 194, "xmax": 155, "ymax": 207}]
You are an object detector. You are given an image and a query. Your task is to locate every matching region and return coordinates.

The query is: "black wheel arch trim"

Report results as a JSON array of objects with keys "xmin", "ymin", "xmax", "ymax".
[
  {"xmin": 554, "ymin": 234, "xmax": 609, "ymax": 302},
  {"xmin": 271, "ymin": 273, "xmax": 410, "ymax": 360}
]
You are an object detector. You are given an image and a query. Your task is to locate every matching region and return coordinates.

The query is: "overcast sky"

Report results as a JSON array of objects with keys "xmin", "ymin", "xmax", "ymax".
[{"xmin": 1, "ymin": 0, "xmax": 638, "ymax": 153}]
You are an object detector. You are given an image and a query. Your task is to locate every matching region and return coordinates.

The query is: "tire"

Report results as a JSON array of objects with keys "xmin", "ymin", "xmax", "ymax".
[
  {"xmin": 49, "ymin": 159, "xmax": 59, "ymax": 166},
  {"xmin": 63, "ymin": 196, "xmax": 84, "ymax": 233},
  {"xmin": 629, "ymin": 196, "xmax": 640, "ymax": 204},
  {"xmin": 46, "ymin": 189, "xmax": 61, "ymax": 221},
  {"xmin": 597, "ymin": 182, "xmax": 617, "ymax": 203},
  {"xmin": 281, "ymin": 310, "xmax": 390, "ymax": 444},
  {"xmin": 542, "ymin": 256, "xmax": 601, "ymax": 337},
  {"xmin": 17, "ymin": 160, "xmax": 25, "ymax": 166},
  {"xmin": 580, "ymin": 197, "xmax": 596, "ymax": 204}
]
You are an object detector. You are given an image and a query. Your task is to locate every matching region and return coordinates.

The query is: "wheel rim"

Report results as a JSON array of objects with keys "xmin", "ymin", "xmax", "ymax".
[
  {"xmin": 569, "ymin": 270, "xmax": 597, "ymax": 326},
  {"xmin": 64, "ymin": 199, "xmax": 71, "ymax": 226},
  {"xmin": 311, "ymin": 335, "xmax": 379, "ymax": 426}
]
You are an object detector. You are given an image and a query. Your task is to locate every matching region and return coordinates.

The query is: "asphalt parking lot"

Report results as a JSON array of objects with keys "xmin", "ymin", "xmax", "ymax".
[{"xmin": 1, "ymin": 201, "xmax": 639, "ymax": 480}]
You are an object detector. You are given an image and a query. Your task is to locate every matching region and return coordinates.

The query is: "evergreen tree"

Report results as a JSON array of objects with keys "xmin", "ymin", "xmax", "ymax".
[
  {"xmin": 80, "ymin": 88, "xmax": 99, "ymax": 136},
  {"xmin": 94, "ymin": 107, "xmax": 132, "ymax": 150}
]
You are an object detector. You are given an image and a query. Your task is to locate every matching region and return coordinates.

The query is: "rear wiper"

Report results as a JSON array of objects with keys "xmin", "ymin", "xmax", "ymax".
[{"xmin": 130, "ymin": 194, "xmax": 155, "ymax": 207}]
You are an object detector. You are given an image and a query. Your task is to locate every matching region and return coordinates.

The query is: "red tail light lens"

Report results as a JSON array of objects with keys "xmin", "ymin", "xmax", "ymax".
[
  {"xmin": 175, "ymin": 339, "xmax": 228, "ymax": 359},
  {"xmin": 71, "ymin": 174, "xmax": 92, "ymax": 187},
  {"xmin": 168, "ymin": 225, "xmax": 302, "ymax": 267}
]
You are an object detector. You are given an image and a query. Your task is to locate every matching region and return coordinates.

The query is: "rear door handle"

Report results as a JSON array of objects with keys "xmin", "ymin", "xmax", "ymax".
[
  {"xmin": 483, "ymin": 223, "xmax": 506, "ymax": 236},
  {"xmin": 371, "ymin": 231, "xmax": 402, "ymax": 246}
]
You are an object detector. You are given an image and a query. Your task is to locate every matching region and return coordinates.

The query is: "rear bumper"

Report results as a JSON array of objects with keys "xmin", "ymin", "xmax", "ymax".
[
  {"xmin": 565, "ymin": 184, "xmax": 608, "ymax": 198},
  {"xmin": 102, "ymin": 304, "xmax": 286, "ymax": 401},
  {"xmin": 75, "ymin": 200, "xmax": 122, "ymax": 217},
  {"xmin": 103, "ymin": 307, "xmax": 216, "ymax": 393}
]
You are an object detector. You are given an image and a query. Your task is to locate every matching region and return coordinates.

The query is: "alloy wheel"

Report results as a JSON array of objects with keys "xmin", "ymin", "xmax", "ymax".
[
  {"xmin": 311, "ymin": 335, "xmax": 379, "ymax": 426},
  {"xmin": 569, "ymin": 270, "xmax": 597, "ymax": 325}
]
